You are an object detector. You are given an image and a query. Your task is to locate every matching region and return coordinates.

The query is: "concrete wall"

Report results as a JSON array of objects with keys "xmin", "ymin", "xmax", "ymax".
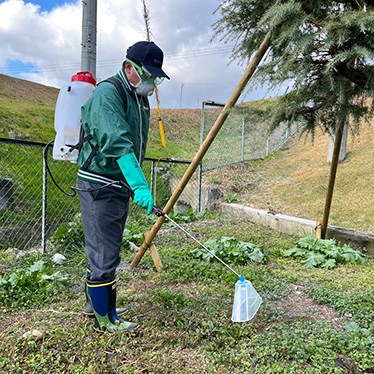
[
  {"xmin": 221, "ymin": 203, "xmax": 374, "ymax": 254},
  {"xmin": 169, "ymin": 177, "xmax": 223, "ymax": 211}
]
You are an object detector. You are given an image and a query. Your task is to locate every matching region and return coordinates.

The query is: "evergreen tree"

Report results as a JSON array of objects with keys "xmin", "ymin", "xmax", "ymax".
[
  {"xmin": 213, "ymin": 0, "xmax": 374, "ymax": 237},
  {"xmin": 213, "ymin": 0, "xmax": 374, "ymax": 135}
]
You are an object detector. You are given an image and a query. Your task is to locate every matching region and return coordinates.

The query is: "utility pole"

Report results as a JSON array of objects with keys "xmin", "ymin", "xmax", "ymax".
[
  {"xmin": 180, "ymin": 82, "xmax": 185, "ymax": 108},
  {"xmin": 81, "ymin": 0, "xmax": 97, "ymax": 78}
]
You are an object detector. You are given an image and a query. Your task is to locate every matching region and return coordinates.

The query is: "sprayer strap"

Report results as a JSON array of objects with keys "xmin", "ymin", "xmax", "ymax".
[
  {"xmin": 68, "ymin": 132, "xmax": 93, "ymax": 153},
  {"xmin": 66, "ymin": 128, "xmax": 97, "ymax": 170},
  {"xmin": 99, "ymin": 77, "xmax": 128, "ymax": 113},
  {"xmin": 82, "ymin": 144, "xmax": 99, "ymax": 169}
]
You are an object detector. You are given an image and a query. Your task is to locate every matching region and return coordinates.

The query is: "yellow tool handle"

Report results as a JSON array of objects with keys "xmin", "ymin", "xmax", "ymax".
[
  {"xmin": 155, "ymin": 87, "xmax": 166, "ymax": 148},
  {"xmin": 158, "ymin": 117, "xmax": 166, "ymax": 148}
]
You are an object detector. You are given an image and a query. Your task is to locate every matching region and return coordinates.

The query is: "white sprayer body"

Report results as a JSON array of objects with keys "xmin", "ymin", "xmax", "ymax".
[{"xmin": 53, "ymin": 72, "xmax": 96, "ymax": 163}]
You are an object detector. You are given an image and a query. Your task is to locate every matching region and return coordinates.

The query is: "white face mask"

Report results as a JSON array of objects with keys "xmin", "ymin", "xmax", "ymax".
[
  {"xmin": 132, "ymin": 66, "xmax": 155, "ymax": 96},
  {"xmin": 135, "ymin": 80, "xmax": 155, "ymax": 97}
]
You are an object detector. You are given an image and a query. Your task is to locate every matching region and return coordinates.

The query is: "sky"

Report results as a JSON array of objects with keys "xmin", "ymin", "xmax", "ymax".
[{"xmin": 0, "ymin": 0, "xmax": 272, "ymax": 109}]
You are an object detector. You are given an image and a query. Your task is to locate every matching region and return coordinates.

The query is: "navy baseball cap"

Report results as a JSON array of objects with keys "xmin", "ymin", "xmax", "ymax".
[{"xmin": 126, "ymin": 41, "xmax": 170, "ymax": 79}]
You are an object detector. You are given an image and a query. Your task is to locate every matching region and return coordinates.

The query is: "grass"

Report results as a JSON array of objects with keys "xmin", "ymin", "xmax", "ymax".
[
  {"xmin": 0, "ymin": 100, "xmax": 56, "ymax": 141},
  {"xmin": 1, "ymin": 211, "xmax": 374, "ymax": 373},
  {"xmin": 208, "ymin": 123, "xmax": 374, "ymax": 233},
  {"xmin": 146, "ymin": 108, "xmax": 201, "ymax": 159},
  {"xmin": 1, "ymin": 74, "xmax": 374, "ymax": 372}
]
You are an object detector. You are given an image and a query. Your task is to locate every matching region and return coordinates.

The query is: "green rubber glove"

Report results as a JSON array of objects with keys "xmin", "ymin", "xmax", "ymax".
[{"xmin": 117, "ymin": 152, "xmax": 154, "ymax": 215}]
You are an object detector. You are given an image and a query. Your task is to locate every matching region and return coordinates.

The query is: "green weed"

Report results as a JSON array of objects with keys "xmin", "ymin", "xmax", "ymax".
[
  {"xmin": 0, "ymin": 255, "xmax": 69, "ymax": 309},
  {"xmin": 51, "ymin": 212, "xmax": 85, "ymax": 252},
  {"xmin": 193, "ymin": 236, "xmax": 269, "ymax": 265},
  {"xmin": 224, "ymin": 192, "xmax": 239, "ymax": 203},
  {"xmin": 284, "ymin": 236, "xmax": 365, "ymax": 268}
]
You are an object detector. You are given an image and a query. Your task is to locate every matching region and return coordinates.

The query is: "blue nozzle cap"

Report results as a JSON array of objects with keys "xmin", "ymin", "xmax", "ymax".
[{"xmin": 239, "ymin": 275, "xmax": 245, "ymax": 282}]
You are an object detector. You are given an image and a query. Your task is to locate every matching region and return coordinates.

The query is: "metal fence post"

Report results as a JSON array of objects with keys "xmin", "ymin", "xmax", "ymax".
[
  {"xmin": 200, "ymin": 101, "xmax": 205, "ymax": 148},
  {"xmin": 241, "ymin": 117, "xmax": 245, "ymax": 161},
  {"xmin": 42, "ymin": 147, "xmax": 48, "ymax": 255},
  {"xmin": 153, "ymin": 161, "xmax": 157, "ymax": 206},
  {"xmin": 198, "ymin": 163, "xmax": 202, "ymax": 212},
  {"xmin": 198, "ymin": 101, "xmax": 206, "ymax": 212},
  {"xmin": 150, "ymin": 160, "xmax": 155, "ymax": 193}
]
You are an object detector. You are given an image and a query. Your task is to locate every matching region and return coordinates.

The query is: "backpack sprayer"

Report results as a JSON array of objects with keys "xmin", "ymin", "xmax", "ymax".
[
  {"xmin": 42, "ymin": 71, "xmax": 97, "ymax": 197},
  {"xmin": 53, "ymin": 71, "xmax": 96, "ymax": 163},
  {"xmin": 46, "ymin": 71, "xmax": 125, "ymax": 195}
]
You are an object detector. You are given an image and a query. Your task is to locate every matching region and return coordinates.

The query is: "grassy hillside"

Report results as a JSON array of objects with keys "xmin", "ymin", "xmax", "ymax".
[
  {"xmin": 0, "ymin": 74, "xmax": 201, "ymax": 157},
  {"xmin": 147, "ymin": 108, "xmax": 202, "ymax": 159},
  {"xmin": 1, "ymin": 74, "xmax": 374, "ymax": 233},
  {"xmin": 210, "ymin": 124, "xmax": 374, "ymax": 233},
  {"xmin": 0, "ymin": 74, "xmax": 58, "ymax": 141}
]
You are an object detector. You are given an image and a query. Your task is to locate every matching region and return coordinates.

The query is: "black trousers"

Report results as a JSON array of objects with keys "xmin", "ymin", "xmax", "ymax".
[{"xmin": 76, "ymin": 179, "xmax": 131, "ymax": 282}]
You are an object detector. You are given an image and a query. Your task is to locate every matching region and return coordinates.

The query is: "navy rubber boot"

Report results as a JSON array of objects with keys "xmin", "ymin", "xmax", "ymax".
[
  {"xmin": 87, "ymin": 279, "xmax": 138, "ymax": 333},
  {"xmin": 83, "ymin": 269, "xmax": 127, "ymax": 318}
]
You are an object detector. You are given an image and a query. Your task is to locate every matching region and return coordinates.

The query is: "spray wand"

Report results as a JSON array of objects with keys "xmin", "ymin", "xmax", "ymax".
[
  {"xmin": 151, "ymin": 206, "xmax": 262, "ymax": 322},
  {"xmin": 152, "ymin": 206, "xmax": 243, "ymax": 281}
]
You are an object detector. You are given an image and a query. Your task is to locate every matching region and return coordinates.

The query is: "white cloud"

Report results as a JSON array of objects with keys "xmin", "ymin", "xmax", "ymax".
[
  {"xmin": 0, "ymin": 0, "xmax": 268, "ymax": 108},
  {"xmin": 0, "ymin": 0, "xmax": 81, "ymax": 82}
]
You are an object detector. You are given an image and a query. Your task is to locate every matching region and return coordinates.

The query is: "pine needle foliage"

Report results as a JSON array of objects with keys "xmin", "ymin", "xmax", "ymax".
[{"xmin": 213, "ymin": 1, "xmax": 374, "ymax": 135}]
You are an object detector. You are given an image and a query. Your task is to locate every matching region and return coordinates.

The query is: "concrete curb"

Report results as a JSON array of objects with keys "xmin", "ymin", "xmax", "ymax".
[{"xmin": 221, "ymin": 203, "xmax": 374, "ymax": 254}]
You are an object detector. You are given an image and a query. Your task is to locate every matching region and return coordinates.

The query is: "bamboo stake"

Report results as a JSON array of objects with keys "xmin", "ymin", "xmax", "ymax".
[
  {"xmin": 321, "ymin": 120, "xmax": 344, "ymax": 239},
  {"xmin": 130, "ymin": 33, "xmax": 272, "ymax": 269}
]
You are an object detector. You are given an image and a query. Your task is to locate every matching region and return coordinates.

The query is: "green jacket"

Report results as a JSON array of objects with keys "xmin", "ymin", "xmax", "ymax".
[{"xmin": 77, "ymin": 69, "xmax": 150, "ymax": 184}]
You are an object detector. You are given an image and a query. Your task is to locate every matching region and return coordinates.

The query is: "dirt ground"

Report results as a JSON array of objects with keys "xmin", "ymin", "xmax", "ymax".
[{"xmin": 269, "ymin": 285, "xmax": 352, "ymax": 332}]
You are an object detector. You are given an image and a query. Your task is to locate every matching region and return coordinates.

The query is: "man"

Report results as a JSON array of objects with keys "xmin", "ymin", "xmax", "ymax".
[{"xmin": 76, "ymin": 41, "xmax": 169, "ymax": 332}]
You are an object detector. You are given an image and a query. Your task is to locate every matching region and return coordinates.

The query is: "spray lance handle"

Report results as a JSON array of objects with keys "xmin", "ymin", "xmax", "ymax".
[{"xmin": 152, "ymin": 206, "xmax": 166, "ymax": 217}]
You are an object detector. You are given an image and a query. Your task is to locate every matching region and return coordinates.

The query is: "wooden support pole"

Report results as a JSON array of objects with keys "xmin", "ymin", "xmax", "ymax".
[
  {"xmin": 149, "ymin": 244, "xmax": 162, "ymax": 272},
  {"xmin": 315, "ymin": 218, "xmax": 322, "ymax": 239},
  {"xmin": 321, "ymin": 120, "xmax": 345, "ymax": 239},
  {"xmin": 129, "ymin": 33, "xmax": 272, "ymax": 270},
  {"xmin": 142, "ymin": 231, "xmax": 162, "ymax": 272}
]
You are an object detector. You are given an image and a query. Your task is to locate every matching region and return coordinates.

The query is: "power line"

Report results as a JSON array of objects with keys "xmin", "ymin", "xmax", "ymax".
[{"xmin": 0, "ymin": 45, "xmax": 235, "ymax": 74}]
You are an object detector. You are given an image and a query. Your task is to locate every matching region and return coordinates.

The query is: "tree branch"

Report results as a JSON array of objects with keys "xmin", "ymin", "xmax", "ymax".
[
  {"xmin": 335, "ymin": 62, "xmax": 369, "ymax": 86},
  {"xmin": 295, "ymin": 101, "xmax": 326, "ymax": 115}
]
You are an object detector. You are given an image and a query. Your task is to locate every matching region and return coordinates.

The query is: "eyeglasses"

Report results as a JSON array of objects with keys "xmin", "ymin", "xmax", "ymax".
[{"xmin": 126, "ymin": 58, "xmax": 165, "ymax": 85}]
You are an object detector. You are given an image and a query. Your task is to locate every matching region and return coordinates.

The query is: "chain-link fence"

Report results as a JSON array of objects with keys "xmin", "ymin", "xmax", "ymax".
[
  {"xmin": 200, "ymin": 101, "xmax": 300, "ymax": 172},
  {"xmin": 0, "ymin": 138, "xmax": 79, "ymax": 250},
  {"xmin": 0, "ymin": 138, "xmax": 46, "ymax": 250},
  {"xmin": 0, "ymin": 103, "xmax": 299, "ymax": 250},
  {"xmin": 0, "ymin": 138, "xmax": 197, "ymax": 251}
]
